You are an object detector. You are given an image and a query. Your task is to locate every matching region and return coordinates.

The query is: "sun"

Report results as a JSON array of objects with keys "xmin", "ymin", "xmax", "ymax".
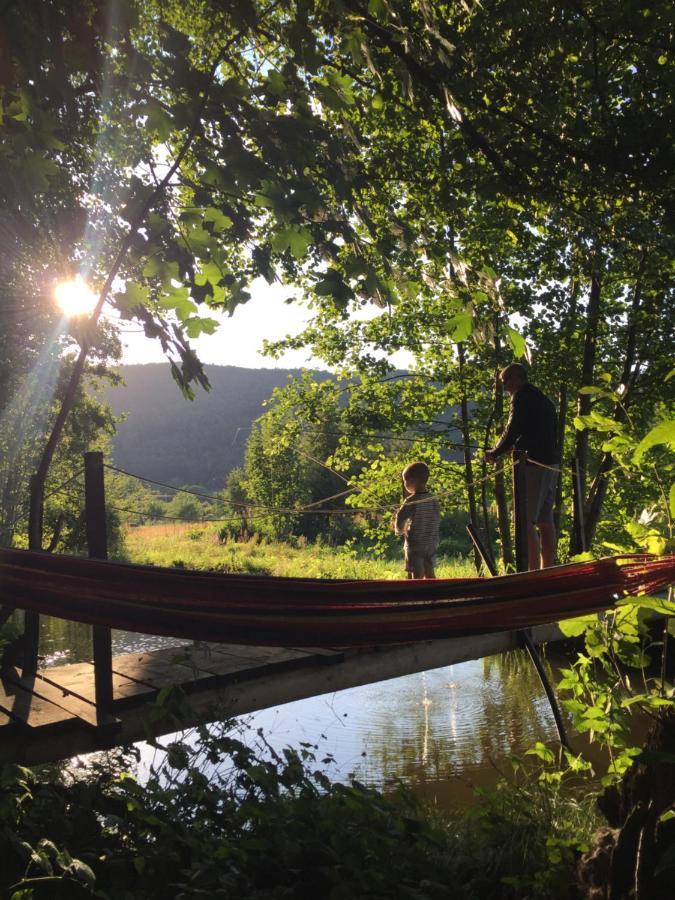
[{"xmin": 54, "ymin": 276, "xmax": 98, "ymax": 318}]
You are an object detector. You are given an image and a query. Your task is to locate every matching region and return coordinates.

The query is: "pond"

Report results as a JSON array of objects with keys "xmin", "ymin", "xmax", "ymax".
[{"xmin": 29, "ymin": 613, "xmax": 579, "ymax": 807}]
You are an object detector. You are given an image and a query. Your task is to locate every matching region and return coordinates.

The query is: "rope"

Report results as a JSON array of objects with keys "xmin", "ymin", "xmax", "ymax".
[
  {"xmin": 103, "ymin": 463, "xmax": 389, "ymax": 516},
  {"xmin": 44, "ymin": 469, "xmax": 85, "ymax": 499},
  {"xmin": 520, "ymin": 457, "xmax": 565, "ymax": 475}
]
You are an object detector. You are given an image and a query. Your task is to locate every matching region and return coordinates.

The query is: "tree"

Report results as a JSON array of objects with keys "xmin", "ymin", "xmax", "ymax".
[{"xmin": 2, "ymin": 1, "xmax": 673, "ymax": 561}]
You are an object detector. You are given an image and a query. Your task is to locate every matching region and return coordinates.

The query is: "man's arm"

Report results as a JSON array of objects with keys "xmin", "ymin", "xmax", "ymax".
[{"xmin": 486, "ymin": 393, "xmax": 525, "ymax": 461}]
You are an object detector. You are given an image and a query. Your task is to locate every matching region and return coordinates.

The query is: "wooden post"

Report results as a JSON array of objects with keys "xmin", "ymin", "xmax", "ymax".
[
  {"xmin": 512, "ymin": 450, "xmax": 529, "ymax": 572},
  {"xmin": 84, "ymin": 451, "xmax": 114, "ymax": 724},
  {"xmin": 571, "ymin": 456, "xmax": 587, "ymax": 553}
]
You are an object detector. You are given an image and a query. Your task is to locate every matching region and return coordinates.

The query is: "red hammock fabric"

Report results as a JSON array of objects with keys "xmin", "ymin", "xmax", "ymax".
[{"xmin": 0, "ymin": 548, "xmax": 673, "ymax": 648}]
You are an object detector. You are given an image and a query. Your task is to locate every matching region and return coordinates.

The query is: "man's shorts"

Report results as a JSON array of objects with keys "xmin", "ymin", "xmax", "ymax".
[
  {"xmin": 405, "ymin": 549, "xmax": 436, "ymax": 578},
  {"xmin": 525, "ymin": 464, "xmax": 557, "ymax": 525}
]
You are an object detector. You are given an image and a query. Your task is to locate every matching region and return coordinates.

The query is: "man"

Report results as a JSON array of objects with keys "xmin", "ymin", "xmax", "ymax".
[{"xmin": 485, "ymin": 363, "xmax": 558, "ymax": 569}]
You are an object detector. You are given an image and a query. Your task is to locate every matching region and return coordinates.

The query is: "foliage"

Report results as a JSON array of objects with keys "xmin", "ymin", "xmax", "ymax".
[
  {"xmin": 1, "ymin": 353, "xmax": 121, "ymax": 552},
  {"xmin": 558, "ymin": 591, "xmax": 675, "ymax": 787},
  {"xmin": 0, "ymin": 711, "xmax": 601, "ymax": 900},
  {"xmin": 241, "ymin": 376, "xmax": 359, "ymax": 543},
  {"xmin": 3, "ymin": 0, "xmax": 673, "ymax": 562}
]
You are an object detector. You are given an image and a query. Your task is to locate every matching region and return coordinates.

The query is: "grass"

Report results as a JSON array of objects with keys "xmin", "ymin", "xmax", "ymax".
[{"xmin": 119, "ymin": 522, "xmax": 476, "ymax": 579}]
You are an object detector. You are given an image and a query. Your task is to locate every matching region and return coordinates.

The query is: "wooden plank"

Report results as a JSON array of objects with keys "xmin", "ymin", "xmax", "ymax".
[
  {"xmin": 207, "ymin": 644, "xmax": 314, "ymax": 664},
  {"xmin": 40, "ymin": 663, "xmax": 153, "ymax": 705},
  {"xmin": 1, "ymin": 667, "xmax": 105, "ymax": 729},
  {"xmin": 170, "ymin": 646, "xmax": 276, "ymax": 677},
  {"xmin": 111, "ymin": 646, "xmax": 319, "ymax": 689},
  {"xmin": 0, "ymin": 672, "xmax": 76, "ymax": 729}
]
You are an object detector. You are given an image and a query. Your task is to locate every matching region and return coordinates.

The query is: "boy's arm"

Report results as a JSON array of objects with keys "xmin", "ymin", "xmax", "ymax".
[{"xmin": 394, "ymin": 499, "xmax": 414, "ymax": 535}]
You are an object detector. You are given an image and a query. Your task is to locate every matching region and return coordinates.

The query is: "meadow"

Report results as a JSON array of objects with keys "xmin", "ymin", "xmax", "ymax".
[{"xmin": 120, "ymin": 522, "xmax": 476, "ymax": 580}]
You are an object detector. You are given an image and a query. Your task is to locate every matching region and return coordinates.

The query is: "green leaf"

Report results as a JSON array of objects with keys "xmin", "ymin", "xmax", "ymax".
[
  {"xmin": 117, "ymin": 282, "xmax": 150, "ymax": 312},
  {"xmin": 669, "ymin": 483, "xmax": 675, "ymax": 518},
  {"xmin": 558, "ymin": 614, "xmax": 598, "ymax": 637},
  {"xmin": 447, "ymin": 312, "xmax": 473, "ymax": 343},
  {"xmin": 185, "ymin": 316, "xmax": 219, "ymax": 338},
  {"xmin": 616, "ymin": 595, "xmax": 675, "ymax": 616},
  {"xmin": 505, "ymin": 326, "xmax": 527, "ymax": 359},
  {"xmin": 271, "ymin": 226, "xmax": 313, "ymax": 259},
  {"xmin": 144, "ymin": 100, "xmax": 174, "ymax": 141},
  {"xmin": 159, "ymin": 289, "xmax": 197, "ymax": 321},
  {"xmin": 142, "ymin": 257, "xmax": 179, "ymax": 284},
  {"xmin": 203, "ymin": 208, "xmax": 233, "ymax": 232},
  {"xmin": 525, "ymin": 742, "xmax": 555, "ymax": 763},
  {"xmin": 22, "ymin": 153, "xmax": 58, "ymax": 191},
  {"xmin": 633, "ymin": 420, "xmax": 675, "ymax": 464},
  {"xmin": 265, "ymin": 70, "xmax": 287, "ymax": 96}
]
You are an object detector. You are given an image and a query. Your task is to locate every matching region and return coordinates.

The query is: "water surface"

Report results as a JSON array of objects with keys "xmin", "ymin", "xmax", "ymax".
[{"xmin": 30, "ymin": 614, "xmax": 568, "ymax": 806}]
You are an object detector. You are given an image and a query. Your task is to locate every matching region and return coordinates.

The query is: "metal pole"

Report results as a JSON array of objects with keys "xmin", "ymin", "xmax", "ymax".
[
  {"xmin": 519, "ymin": 630, "xmax": 571, "ymax": 751},
  {"xmin": 84, "ymin": 451, "xmax": 114, "ymax": 724},
  {"xmin": 488, "ymin": 456, "xmax": 572, "ymax": 750},
  {"xmin": 466, "ymin": 524, "xmax": 498, "ymax": 577},
  {"xmin": 512, "ymin": 450, "xmax": 529, "ymax": 572}
]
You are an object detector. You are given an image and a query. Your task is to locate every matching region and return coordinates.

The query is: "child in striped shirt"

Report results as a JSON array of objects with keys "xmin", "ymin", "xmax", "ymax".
[{"xmin": 394, "ymin": 461, "xmax": 440, "ymax": 579}]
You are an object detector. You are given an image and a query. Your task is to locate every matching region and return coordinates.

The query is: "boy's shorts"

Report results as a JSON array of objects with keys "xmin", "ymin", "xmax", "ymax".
[
  {"xmin": 525, "ymin": 464, "xmax": 557, "ymax": 525},
  {"xmin": 405, "ymin": 549, "xmax": 436, "ymax": 578}
]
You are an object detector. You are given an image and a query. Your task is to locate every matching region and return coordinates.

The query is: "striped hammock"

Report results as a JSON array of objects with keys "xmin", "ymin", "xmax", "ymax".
[{"xmin": 0, "ymin": 548, "xmax": 673, "ymax": 648}]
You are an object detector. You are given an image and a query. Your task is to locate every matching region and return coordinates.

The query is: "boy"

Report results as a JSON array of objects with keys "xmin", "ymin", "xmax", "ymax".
[{"xmin": 394, "ymin": 461, "xmax": 440, "ymax": 579}]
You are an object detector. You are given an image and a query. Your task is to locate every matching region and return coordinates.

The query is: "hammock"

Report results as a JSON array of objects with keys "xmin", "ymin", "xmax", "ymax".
[{"xmin": 0, "ymin": 548, "xmax": 673, "ymax": 648}]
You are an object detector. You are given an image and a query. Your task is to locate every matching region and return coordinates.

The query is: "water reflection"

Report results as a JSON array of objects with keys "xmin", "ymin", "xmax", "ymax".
[
  {"xmin": 20, "ymin": 613, "xmax": 565, "ymax": 806},
  {"xmin": 213, "ymin": 652, "xmax": 563, "ymax": 807}
]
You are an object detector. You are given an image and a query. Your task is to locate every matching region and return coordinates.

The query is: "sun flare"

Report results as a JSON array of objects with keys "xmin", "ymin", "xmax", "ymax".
[{"xmin": 54, "ymin": 277, "xmax": 98, "ymax": 318}]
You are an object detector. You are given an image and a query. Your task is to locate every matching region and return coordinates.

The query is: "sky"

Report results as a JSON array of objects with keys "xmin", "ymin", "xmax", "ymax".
[
  {"xmin": 116, "ymin": 278, "xmax": 321, "ymax": 370},
  {"xmin": 116, "ymin": 278, "xmax": 413, "ymax": 371}
]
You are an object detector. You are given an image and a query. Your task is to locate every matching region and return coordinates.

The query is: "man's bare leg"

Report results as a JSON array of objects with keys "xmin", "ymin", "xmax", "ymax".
[
  {"xmin": 539, "ymin": 522, "xmax": 557, "ymax": 568},
  {"xmin": 527, "ymin": 522, "xmax": 542, "ymax": 570}
]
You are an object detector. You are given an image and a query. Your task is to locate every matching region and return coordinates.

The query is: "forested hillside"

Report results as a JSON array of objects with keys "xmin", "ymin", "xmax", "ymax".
[{"xmin": 105, "ymin": 365, "xmax": 331, "ymax": 488}]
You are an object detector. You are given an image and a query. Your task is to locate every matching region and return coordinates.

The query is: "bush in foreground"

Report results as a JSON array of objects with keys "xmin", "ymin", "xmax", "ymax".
[{"xmin": 1, "ymin": 706, "xmax": 598, "ymax": 899}]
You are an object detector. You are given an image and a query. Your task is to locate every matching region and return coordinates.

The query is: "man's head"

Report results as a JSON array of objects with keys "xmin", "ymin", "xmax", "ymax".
[
  {"xmin": 402, "ymin": 461, "xmax": 430, "ymax": 494},
  {"xmin": 500, "ymin": 363, "xmax": 528, "ymax": 395}
]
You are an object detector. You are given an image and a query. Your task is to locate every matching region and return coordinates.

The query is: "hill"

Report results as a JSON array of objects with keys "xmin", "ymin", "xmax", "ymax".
[{"xmin": 105, "ymin": 364, "xmax": 330, "ymax": 490}]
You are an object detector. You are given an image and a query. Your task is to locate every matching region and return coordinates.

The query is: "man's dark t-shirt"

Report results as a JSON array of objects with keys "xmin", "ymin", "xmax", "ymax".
[{"xmin": 493, "ymin": 383, "xmax": 558, "ymax": 464}]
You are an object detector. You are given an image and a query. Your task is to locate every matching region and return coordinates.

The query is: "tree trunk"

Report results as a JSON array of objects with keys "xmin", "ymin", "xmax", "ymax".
[
  {"xmin": 570, "ymin": 249, "xmax": 603, "ymax": 555},
  {"xmin": 491, "ymin": 327, "xmax": 513, "ymax": 568},
  {"xmin": 554, "ymin": 273, "xmax": 581, "ymax": 534},
  {"xmin": 585, "ymin": 254, "xmax": 648, "ymax": 545},
  {"xmin": 577, "ymin": 708, "xmax": 675, "ymax": 900},
  {"xmin": 458, "ymin": 343, "xmax": 481, "ymax": 571}
]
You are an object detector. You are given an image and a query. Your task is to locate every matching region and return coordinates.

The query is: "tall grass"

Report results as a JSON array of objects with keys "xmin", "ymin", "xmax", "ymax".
[{"xmin": 119, "ymin": 522, "xmax": 476, "ymax": 580}]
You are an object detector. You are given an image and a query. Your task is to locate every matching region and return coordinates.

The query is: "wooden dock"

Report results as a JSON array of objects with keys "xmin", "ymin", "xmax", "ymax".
[{"xmin": 0, "ymin": 623, "xmax": 563, "ymax": 765}]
